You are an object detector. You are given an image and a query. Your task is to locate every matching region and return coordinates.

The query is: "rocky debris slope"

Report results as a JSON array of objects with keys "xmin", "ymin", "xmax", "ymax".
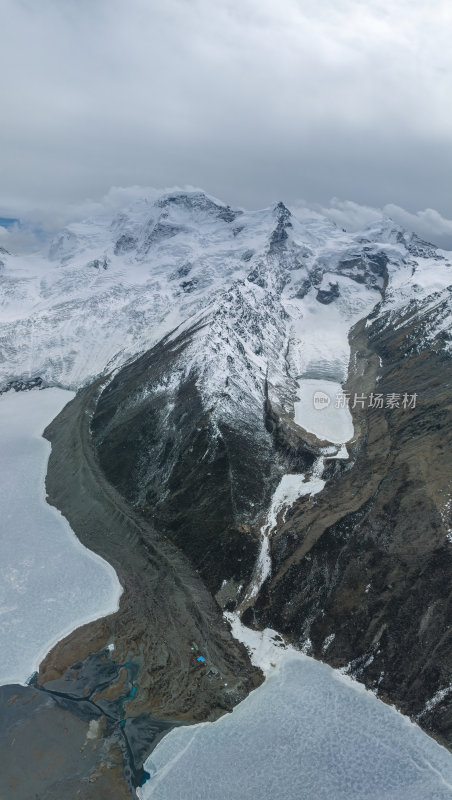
[{"xmin": 40, "ymin": 380, "xmax": 261, "ymax": 719}]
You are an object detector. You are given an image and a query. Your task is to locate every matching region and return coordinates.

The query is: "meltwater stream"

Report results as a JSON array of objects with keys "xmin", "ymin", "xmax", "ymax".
[
  {"xmin": 241, "ymin": 374, "xmax": 353, "ymax": 610},
  {"xmin": 0, "ymin": 389, "xmax": 122, "ymax": 685},
  {"xmin": 240, "ymin": 459, "xmax": 326, "ymax": 610}
]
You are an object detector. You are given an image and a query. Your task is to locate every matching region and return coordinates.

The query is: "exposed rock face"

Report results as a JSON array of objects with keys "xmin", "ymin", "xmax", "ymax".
[
  {"xmin": 90, "ymin": 278, "xmax": 303, "ymax": 593},
  {"xmin": 316, "ymin": 281, "xmax": 340, "ymax": 304},
  {"xmin": 253, "ymin": 306, "xmax": 452, "ymax": 748}
]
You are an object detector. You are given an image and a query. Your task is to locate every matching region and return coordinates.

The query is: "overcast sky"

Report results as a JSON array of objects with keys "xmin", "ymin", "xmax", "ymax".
[{"xmin": 1, "ymin": 0, "xmax": 452, "ymax": 248}]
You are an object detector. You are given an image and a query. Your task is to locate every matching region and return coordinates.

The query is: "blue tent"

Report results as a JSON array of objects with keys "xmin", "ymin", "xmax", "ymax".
[{"xmin": 197, "ymin": 656, "xmax": 206, "ymax": 663}]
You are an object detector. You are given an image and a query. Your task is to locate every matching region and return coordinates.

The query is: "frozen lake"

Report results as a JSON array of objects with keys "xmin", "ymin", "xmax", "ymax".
[
  {"xmin": 0, "ymin": 389, "xmax": 122, "ymax": 685},
  {"xmin": 294, "ymin": 378, "xmax": 354, "ymax": 444},
  {"xmin": 139, "ymin": 620, "xmax": 452, "ymax": 800}
]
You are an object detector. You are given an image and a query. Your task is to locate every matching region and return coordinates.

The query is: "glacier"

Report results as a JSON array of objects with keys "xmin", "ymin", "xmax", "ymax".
[{"xmin": 0, "ymin": 388, "xmax": 122, "ymax": 685}]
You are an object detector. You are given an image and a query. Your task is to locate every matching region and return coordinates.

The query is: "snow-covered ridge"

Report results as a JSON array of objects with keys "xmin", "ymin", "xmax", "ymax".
[{"xmin": 0, "ymin": 189, "xmax": 451, "ymax": 393}]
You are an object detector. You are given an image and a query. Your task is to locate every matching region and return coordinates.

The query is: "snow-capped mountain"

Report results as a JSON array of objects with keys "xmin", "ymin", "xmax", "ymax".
[
  {"xmin": 2, "ymin": 190, "xmax": 452, "ymax": 750},
  {"xmin": 1, "ymin": 190, "xmax": 450, "ymax": 393}
]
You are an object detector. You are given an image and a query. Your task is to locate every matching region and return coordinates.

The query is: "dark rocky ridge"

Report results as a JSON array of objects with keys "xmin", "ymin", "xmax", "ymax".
[
  {"xmin": 252, "ymin": 307, "xmax": 452, "ymax": 748},
  {"xmin": 0, "ymin": 374, "xmax": 45, "ymax": 394},
  {"xmin": 91, "ymin": 331, "xmax": 261, "ymax": 594},
  {"xmin": 90, "ymin": 282, "xmax": 309, "ymax": 596}
]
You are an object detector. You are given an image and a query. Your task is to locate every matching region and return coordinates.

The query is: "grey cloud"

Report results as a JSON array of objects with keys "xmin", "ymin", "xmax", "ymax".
[
  {"xmin": 6, "ymin": 185, "xmax": 452, "ymax": 256},
  {"xmin": 1, "ymin": 0, "xmax": 451, "ymax": 241},
  {"xmin": 383, "ymin": 205, "xmax": 452, "ymax": 249},
  {"xmin": 316, "ymin": 200, "xmax": 383, "ymax": 232},
  {"xmin": 318, "ymin": 199, "xmax": 452, "ymax": 250}
]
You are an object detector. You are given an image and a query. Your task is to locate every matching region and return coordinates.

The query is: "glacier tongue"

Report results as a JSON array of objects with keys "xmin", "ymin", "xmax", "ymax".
[{"xmin": 294, "ymin": 380, "xmax": 353, "ymax": 443}]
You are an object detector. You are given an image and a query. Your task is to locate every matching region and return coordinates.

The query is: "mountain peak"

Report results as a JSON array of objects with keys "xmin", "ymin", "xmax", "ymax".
[
  {"xmin": 154, "ymin": 190, "xmax": 241, "ymax": 223},
  {"xmin": 274, "ymin": 200, "xmax": 291, "ymax": 215},
  {"xmin": 269, "ymin": 201, "xmax": 293, "ymax": 250}
]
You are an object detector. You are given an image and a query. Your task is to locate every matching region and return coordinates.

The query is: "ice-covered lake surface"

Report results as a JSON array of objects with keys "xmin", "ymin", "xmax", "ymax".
[
  {"xmin": 294, "ymin": 378, "xmax": 354, "ymax": 444},
  {"xmin": 0, "ymin": 388, "xmax": 122, "ymax": 685},
  {"xmin": 139, "ymin": 619, "xmax": 452, "ymax": 800}
]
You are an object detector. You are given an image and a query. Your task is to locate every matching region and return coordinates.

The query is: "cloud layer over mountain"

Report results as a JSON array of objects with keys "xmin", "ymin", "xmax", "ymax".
[{"xmin": 1, "ymin": 0, "xmax": 451, "ymax": 246}]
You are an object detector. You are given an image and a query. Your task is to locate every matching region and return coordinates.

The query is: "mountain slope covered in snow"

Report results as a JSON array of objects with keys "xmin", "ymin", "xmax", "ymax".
[{"xmin": 2, "ymin": 190, "xmax": 450, "ymax": 393}]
